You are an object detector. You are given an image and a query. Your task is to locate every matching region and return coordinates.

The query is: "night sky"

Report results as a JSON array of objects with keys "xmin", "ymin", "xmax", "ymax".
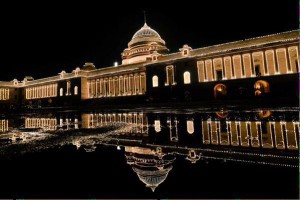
[{"xmin": 0, "ymin": 0, "xmax": 297, "ymax": 81}]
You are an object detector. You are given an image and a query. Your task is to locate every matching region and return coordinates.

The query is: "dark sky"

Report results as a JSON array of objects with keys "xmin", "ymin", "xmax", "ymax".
[{"xmin": 0, "ymin": 0, "xmax": 298, "ymax": 81}]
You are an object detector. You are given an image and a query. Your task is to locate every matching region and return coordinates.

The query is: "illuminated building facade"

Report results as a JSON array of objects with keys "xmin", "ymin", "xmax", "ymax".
[{"xmin": 0, "ymin": 24, "xmax": 298, "ymax": 108}]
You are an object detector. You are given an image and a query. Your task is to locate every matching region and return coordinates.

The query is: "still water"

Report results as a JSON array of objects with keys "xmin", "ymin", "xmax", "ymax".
[{"xmin": 0, "ymin": 108, "xmax": 298, "ymax": 199}]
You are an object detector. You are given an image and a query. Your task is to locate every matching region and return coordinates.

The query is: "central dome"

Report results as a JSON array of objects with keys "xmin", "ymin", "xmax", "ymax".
[
  {"xmin": 121, "ymin": 23, "xmax": 169, "ymax": 65},
  {"xmin": 132, "ymin": 23, "xmax": 161, "ymax": 39}
]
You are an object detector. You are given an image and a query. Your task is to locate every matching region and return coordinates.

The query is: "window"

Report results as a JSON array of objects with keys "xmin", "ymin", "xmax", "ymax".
[
  {"xmin": 183, "ymin": 71, "xmax": 191, "ymax": 84},
  {"xmin": 264, "ymin": 61, "xmax": 268, "ymax": 74},
  {"xmin": 67, "ymin": 81, "xmax": 71, "ymax": 95},
  {"xmin": 183, "ymin": 50, "xmax": 188, "ymax": 55},
  {"xmin": 251, "ymin": 62, "xmax": 255, "ymax": 75},
  {"xmin": 216, "ymin": 70, "xmax": 223, "ymax": 80},
  {"xmin": 255, "ymin": 123, "xmax": 261, "ymax": 140},
  {"xmin": 152, "ymin": 75, "xmax": 159, "ymax": 87},
  {"xmin": 232, "ymin": 61, "xmax": 236, "ymax": 77},
  {"xmin": 74, "ymin": 86, "xmax": 78, "ymax": 95},
  {"xmin": 204, "ymin": 66, "xmax": 207, "ymax": 80},
  {"xmin": 166, "ymin": 65, "xmax": 175, "ymax": 85},
  {"xmin": 60, "ymin": 88, "xmax": 63, "ymax": 96},
  {"xmin": 214, "ymin": 84, "xmax": 227, "ymax": 99},
  {"xmin": 255, "ymin": 65, "xmax": 261, "ymax": 77},
  {"xmin": 246, "ymin": 123, "xmax": 251, "ymax": 143},
  {"xmin": 154, "ymin": 120, "xmax": 161, "ymax": 132},
  {"xmin": 187, "ymin": 120, "xmax": 194, "ymax": 134},
  {"xmin": 261, "ymin": 121, "xmax": 267, "ymax": 134}
]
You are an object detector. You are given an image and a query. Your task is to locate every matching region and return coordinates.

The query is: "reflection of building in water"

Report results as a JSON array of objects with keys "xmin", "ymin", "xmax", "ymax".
[
  {"xmin": 125, "ymin": 146, "xmax": 175, "ymax": 192},
  {"xmin": 167, "ymin": 117, "xmax": 179, "ymax": 142},
  {"xmin": 0, "ymin": 120, "xmax": 8, "ymax": 132},
  {"xmin": 0, "ymin": 88, "xmax": 9, "ymax": 100},
  {"xmin": 202, "ymin": 119, "xmax": 299, "ymax": 150},
  {"xmin": 25, "ymin": 118, "xmax": 57, "ymax": 131},
  {"xmin": 82, "ymin": 113, "xmax": 148, "ymax": 135},
  {"xmin": 25, "ymin": 116, "xmax": 79, "ymax": 131}
]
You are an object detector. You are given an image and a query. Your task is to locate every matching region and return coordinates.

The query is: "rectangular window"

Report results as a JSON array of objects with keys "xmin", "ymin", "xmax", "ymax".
[
  {"xmin": 251, "ymin": 58, "xmax": 255, "ymax": 75},
  {"xmin": 25, "ymin": 83, "xmax": 58, "ymax": 99},
  {"xmin": 246, "ymin": 123, "xmax": 251, "ymax": 145},
  {"xmin": 216, "ymin": 70, "xmax": 223, "ymax": 81},
  {"xmin": 166, "ymin": 65, "xmax": 175, "ymax": 85},
  {"xmin": 263, "ymin": 55, "xmax": 268, "ymax": 74},
  {"xmin": 257, "ymin": 123, "xmax": 262, "ymax": 137},
  {"xmin": 237, "ymin": 123, "xmax": 241, "ymax": 140},
  {"xmin": 220, "ymin": 120, "xmax": 227, "ymax": 132},
  {"xmin": 281, "ymin": 124, "xmax": 287, "ymax": 147},
  {"xmin": 255, "ymin": 65, "xmax": 261, "ymax": 77},
  {"xmin": 240, "ymin": 59, "xmax": 244, "ymax": 76},
  {"xmin": 208, "ymin": 123, "xmax": 212, "ymax": 141},
  {"xmin": 222, "ymin": 64, "xmax": 226, "ymax": 78},
  {"xmin": 274, "ymin": 53, "xmax": 279, "ymax": 73},
  {"xmin": 262, "ymin": 121, "xmax": 267, "ymax": 134},
  {"xmin": 270, "ymin": 124, "xmax": 275, "ymax": 138}
]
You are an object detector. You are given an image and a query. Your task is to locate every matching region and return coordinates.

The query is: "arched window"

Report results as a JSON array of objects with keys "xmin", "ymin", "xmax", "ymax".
[
  {"xmin": 183, "ymin": 71, "xmax": 191, "ymax": 84},
  {"xmin": 154, "ymin": 120, "xmax": 161, "ymax": 132},
  {"xmin": 152, "ymin": 75, "xmax": 159, "ymax": 87},
  {"xmin": 60, "ymin": 88, "xmax": 63, "ymax": 96},
  {"xmin": 214, "ymin": 84, "xmax": 227, "ymax": 99},
  {"xmin": 187, "ymin": 120, "xmax": 194, "ymax": 134},
  {"xmin": 74, "ymin": 86, "xmax": 78, "ymax": 95}
]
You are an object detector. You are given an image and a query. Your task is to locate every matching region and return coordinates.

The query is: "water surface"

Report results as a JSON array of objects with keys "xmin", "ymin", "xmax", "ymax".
[{"xmin": 0, "ymin": 108, "xmax": 298, "ymax": 199}]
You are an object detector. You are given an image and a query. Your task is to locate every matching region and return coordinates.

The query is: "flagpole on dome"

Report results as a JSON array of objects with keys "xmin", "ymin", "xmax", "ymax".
[{"xmin": 143, "ymin": 10, "xmax": 148, "ymax": 27}]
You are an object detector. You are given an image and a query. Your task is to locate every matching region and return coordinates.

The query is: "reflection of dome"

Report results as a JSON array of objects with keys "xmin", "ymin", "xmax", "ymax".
[
  {"xmin": 133, "ymin": 166, "xmax": 172, "ymax": 192},
  {"xmin": 121, "ymin": 23, "xmax": 169, "ymax": 65},
  {"xmin": 125, "ymin": 146, "xmax": 175, "ymax": 192}
]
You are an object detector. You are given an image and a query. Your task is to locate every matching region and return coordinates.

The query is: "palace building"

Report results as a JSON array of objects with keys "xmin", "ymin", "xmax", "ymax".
[{"xmin": 0, "ymin": 23, "xmax": 298, "ymax": 109}]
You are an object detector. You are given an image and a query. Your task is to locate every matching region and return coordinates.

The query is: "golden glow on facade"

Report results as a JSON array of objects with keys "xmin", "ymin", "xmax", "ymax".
[
  {"xmin": 26, "ymin": 83, "xmax": 58, "ymax": 99},
  {"xmin": 196, "ymin": 46, "xmax": 298, "ymax": 83},
  {"xmin": 88, "ymin": 72, "xmax": 146, "ymax": 98},
  {"xmin": 83, "ymin": 113, "xmax": 148, "ymax": 135},
  {"xmin": 0, "ymin": 88, "xmax": 9, "ymax": 100},
  {"xmin": 0, "ymin": 120, "xmax": 8, "ymax": 132},
  {"xmin": 202, "ymin": 120, "xmax": 298, "ymax": 150}
]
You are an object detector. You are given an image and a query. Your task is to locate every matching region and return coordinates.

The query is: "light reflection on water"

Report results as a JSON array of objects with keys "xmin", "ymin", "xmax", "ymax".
[{"xmin": 0, "ymin": 108, "xmax": 298, "ymax": 191}]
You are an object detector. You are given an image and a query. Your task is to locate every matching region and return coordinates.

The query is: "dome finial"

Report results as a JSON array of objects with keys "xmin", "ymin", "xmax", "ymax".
[{"xmin": 147, "ymin": 185, "xmax": 157, "ymax": 192}]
